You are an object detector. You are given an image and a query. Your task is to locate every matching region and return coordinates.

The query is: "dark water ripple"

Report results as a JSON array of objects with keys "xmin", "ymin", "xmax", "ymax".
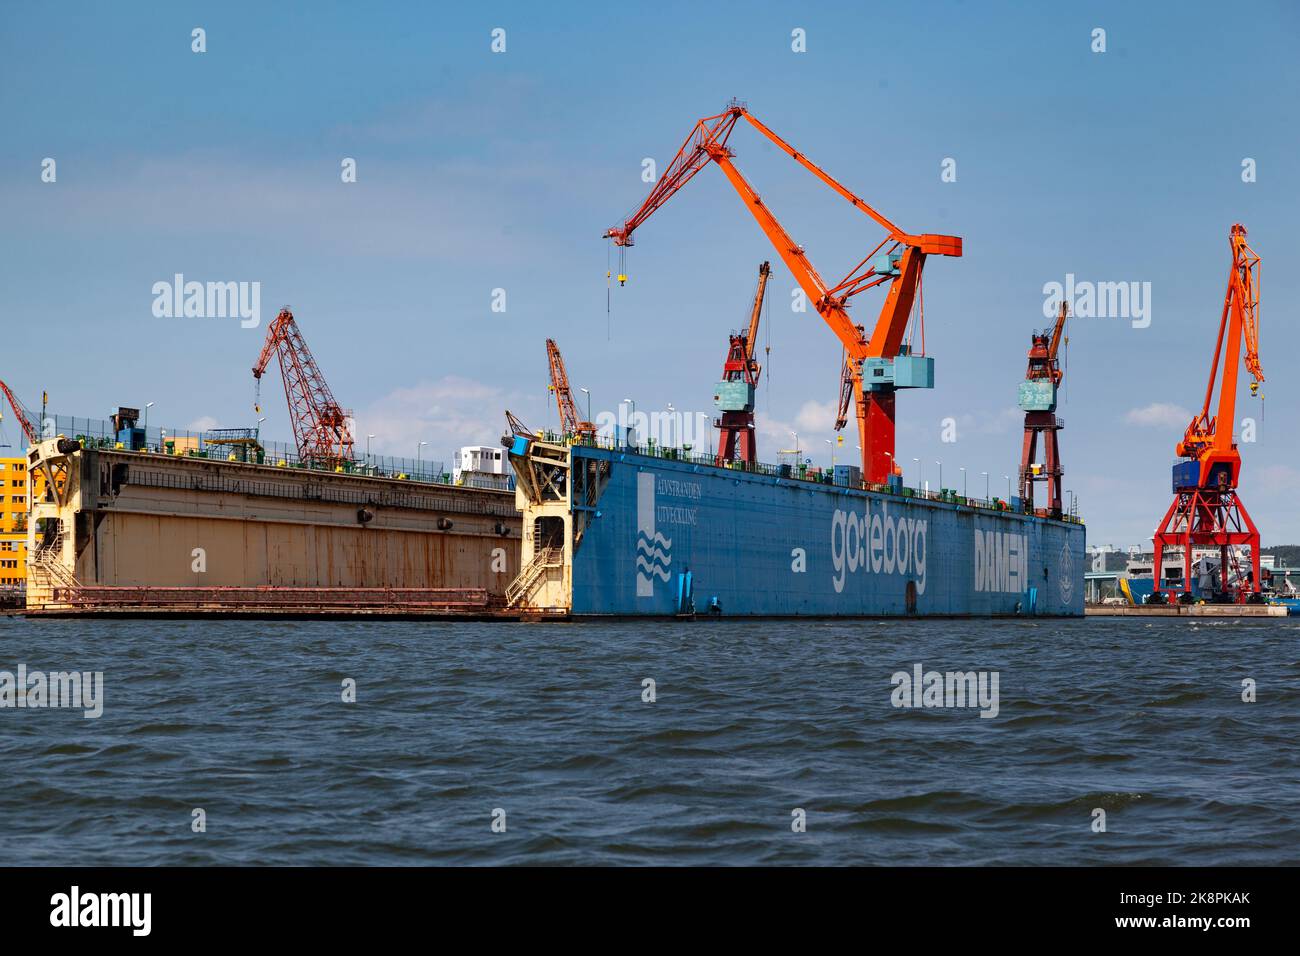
[{"xmin": 0, "ymin": 616, "xmax": 1298, "ymax": 865}]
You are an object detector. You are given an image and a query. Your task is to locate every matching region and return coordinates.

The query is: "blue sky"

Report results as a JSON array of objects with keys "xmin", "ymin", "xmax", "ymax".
[{"xmin": 1, "ymin": 1, "xmax": 1297, "ymax": 547}]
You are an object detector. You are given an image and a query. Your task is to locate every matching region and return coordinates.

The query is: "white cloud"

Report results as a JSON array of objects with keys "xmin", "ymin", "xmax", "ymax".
[
  {"xmin": 794, "ymin": 399, "xmax": 839, "ymax": 434},
  {"xmin": 352, "ymin": 376, "xmax": 527, "ymax": 468},
  {"xmin": 956, "ymin": 406, "xmax": 1022, "ymax": 436},
  {"xmin": 1252, "ymin": 464, "xmax": 1300, "ymax": 494},
  {"xmin": 186, "ymin": 415, "xmax": 220, "ymax": 432},
  {"xmin": 1124, "ymin": 402, "xmax": 1192, "ymax": 427}
]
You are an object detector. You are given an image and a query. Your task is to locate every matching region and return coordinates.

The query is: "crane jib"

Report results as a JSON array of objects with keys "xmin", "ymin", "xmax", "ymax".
[{"xmin": 602, "ymin": 102, "xmax": 960, "ymax": 487}]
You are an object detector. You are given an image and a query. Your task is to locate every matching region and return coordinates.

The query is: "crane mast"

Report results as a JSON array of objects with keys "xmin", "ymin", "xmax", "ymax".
[
  {"xmin": 252, "ymin": 307, "xmax": 355, "ymax": 466},
  {"xmin": 1017, "ymin": 302, "xmax": 1068, "ymax": 516},
  {"xmin": 604, "ymin": 100, "xmax": 960, "ymax": 485},
  {"xmin": 714, "ymin": 262, "xmax": 770, "ymax": 464},
  {"xmin": 1153, "ymin": 224, "xmax": 1265, "ymax": 604},
  {"xmin": 545, "ymin": 338, "xmax": 595, "ymax": 442}
]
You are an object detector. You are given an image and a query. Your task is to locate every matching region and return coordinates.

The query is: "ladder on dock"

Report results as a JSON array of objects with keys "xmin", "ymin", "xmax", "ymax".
[{"xmin": 506, "ymin": 547, "xmax": 563, "ymax": 608}]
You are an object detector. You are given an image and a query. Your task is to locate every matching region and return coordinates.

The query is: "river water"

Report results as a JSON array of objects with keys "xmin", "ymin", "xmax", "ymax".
[{"xmin": 1, "ymin": 615, "xmax": 1296, "ymax": 865}]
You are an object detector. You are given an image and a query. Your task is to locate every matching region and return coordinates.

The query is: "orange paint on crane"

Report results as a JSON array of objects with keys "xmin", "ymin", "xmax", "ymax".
[{"xmin": 603, "ymin": 100, "xmax": 960, "ymax": 485}]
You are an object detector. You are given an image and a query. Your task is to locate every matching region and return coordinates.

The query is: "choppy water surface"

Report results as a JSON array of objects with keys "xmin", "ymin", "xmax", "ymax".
[{"xmin": 0, "ymin": 616, "xmax": 1297, "ymax": 865}]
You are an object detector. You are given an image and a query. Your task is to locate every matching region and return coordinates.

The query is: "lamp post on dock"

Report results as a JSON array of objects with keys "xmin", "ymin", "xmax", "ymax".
[
  {"xmin": 145, "ymin": 401, "xmax": 154, "ymax": 447},
  {"xmin": 579, "ymin": 387, "xmax": 591, "ymax": 426},
  {"xmin": 981, "ymin": 471, "xmax": 989, "ymax": 502},
  {"xmin": 623, "ymin": 397, "xmax": 636, "ymax": 446},
  {"xmin": 1004, "ymin": 474, "xmax": 1011, "ymax": 502},
  {"xmin": 936, "ymin": 460, "xmax": 943, "ymax": 494},
  {"xmin": 417, "ymin": 441, "xmax": 427, "ymax": 474},
  {"xmin": 960, "ymin": 466, "xmax": 967, "ymax": 498},
  {"xmin": 366, "ymin": 433, "xmax": 375, "ymax": 467}
]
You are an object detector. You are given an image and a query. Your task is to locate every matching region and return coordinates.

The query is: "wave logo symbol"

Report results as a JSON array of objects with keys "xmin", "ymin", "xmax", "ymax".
[
  {"xmin": 1058, "ymin": 543, "xmax": 1074, "ymax": 606},
  {"xmin": 636, "ymin": 472, "xmax": 672, "ymax": 597}
]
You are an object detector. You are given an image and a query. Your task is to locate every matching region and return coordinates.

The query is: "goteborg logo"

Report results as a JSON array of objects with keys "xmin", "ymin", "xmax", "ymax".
[{"xmin": 831, "ymin": 504, "xmax": 927, "ymax": 595}]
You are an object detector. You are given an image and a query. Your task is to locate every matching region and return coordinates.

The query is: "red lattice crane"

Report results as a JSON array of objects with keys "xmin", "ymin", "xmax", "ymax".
[
  {"xmin": 714, "ymin": 261, "xmax": 770, "ymax": 464},
  {"xmin": 1152, "ymin": 224, "xmax": 1265, "ymax": 604},
  {"xmin": 1017, "ymin": 301, "xmax": 1068, "ymax": 516},
  {"xmin": 605, "ymin": 100, "xmax": 961, "ymax": 485},
  {"xmin": 252, "ymin": 307, "xmax": 355, "ymax": 465},
  {"xmin": 545, "ymin": 338, "xmax": 595, "ymax": 442},
  {"xmin": 0, "ymin": 380, "xmax": 41, "ymax": 446}
]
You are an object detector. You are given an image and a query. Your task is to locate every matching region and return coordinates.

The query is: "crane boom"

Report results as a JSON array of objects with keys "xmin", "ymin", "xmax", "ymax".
[
  {"xmin": 1179, "ymin": 224, "xmax": 1264, "ymax": 468},
  {"xmin": 1176, "ymin": 224, "xmax": 1264, "ymax": 476},
  {"xmin": 545, "ymin": 338, "xmax": 595, "ymax": 441},
  {"xmin": 604, "ymin": 101, "xmax": 961, "ymax": 484},
  {"xmin": 0, "ymin": 380, "xmax": 41, "ymax": 445},
  {"xmin": 744, "ymin": 261, "xmax": 770, "ymax": 364},
  {"xmin": 1046, "ymin": 301, "xmax": 1068, "ymax": 373},
  {"xmin": 833, "ymin": 352, "xmax": 855, "ymax": 432},
  {"xmin": 252, "ymin": 307, "xmax": 355, "ymax": 465}
]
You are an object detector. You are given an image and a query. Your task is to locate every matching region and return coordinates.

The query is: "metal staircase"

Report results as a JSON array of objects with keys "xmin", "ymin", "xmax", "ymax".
[
  {"xmin": 28, "ymin": 539, "xmax": 77, "ymax": 592},
  {"xmin": 505, "ymin": 547, "xmax": 562, "ymax": 608}
]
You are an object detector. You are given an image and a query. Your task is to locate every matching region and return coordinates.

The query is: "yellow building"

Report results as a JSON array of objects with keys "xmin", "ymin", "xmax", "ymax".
[
  {"xmin": 0, "ymin": 454, "xmax": 63, "ymax": 593},
  {"xmin": 0, "ymin": 455, "xmax": 30, "ymax": 589}
]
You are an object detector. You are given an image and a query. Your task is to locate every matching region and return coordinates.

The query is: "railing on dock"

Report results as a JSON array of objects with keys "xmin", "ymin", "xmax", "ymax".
[
  {"xmin": 45, "ymin": 414, "xmax": 451, "ymax": 487},
  {"xmin": 535, "ymin": 429, "xmax": 1085, "ymax": 525}
]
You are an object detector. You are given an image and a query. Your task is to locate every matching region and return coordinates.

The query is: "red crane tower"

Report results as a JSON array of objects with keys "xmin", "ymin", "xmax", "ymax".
[
  {"xmin": 0, "ymin": 380, "xmax": 41, "ymax": 447},
  {"xmin": 714, "ymin": 261, "xmax": 770, "ymax": 464},
  {"xmin": 605, "ymin": 100, "xmax": 961, "ymax": 485},
  {"xmin": 252, "ymin": 307, "xmax": 355, "ymax": 465},
  {"xmin": 1017, "ymin": 302, "xmax": 1068, "ymax": 516},
  {"xmin": 1152, "ymin": 224, "xmax": 1265, "ymax": 604},
  {"xmin": 545, "ymin": 338, "xmax": 596, "ymax": 442}
]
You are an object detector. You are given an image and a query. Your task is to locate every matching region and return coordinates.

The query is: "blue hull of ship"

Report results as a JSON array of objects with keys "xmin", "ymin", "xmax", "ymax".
[{"xmin": 569, "ymin": 447, "xmax": 1086, "ymax": 617}]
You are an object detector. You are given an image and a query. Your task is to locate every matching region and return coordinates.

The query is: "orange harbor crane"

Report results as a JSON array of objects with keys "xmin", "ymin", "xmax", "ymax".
[
  {"xmin": 1017, "ymin": 302, "xmax": 1068, "ymax": 517},
  {"xmin": 604, "ymin": 100, "xmax": 961, "ymax": 485},
  {"xmin": 252, "ymin": 307, "xmax": 355, "ymax": 465},
  {"xmin": 1152, "ymin": 224, "xmax": 1265, "ymax": 604},
  {"xmin": 0, "ymin": 380, "xmax": 41, "ymax": 447},
  {"xmin": 713, "ymin": 261, "xmax": 770, "ymax": 464},
  {"xmin": 545, "ymin": 338, "xmax": 596, "ymax": 442}
]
